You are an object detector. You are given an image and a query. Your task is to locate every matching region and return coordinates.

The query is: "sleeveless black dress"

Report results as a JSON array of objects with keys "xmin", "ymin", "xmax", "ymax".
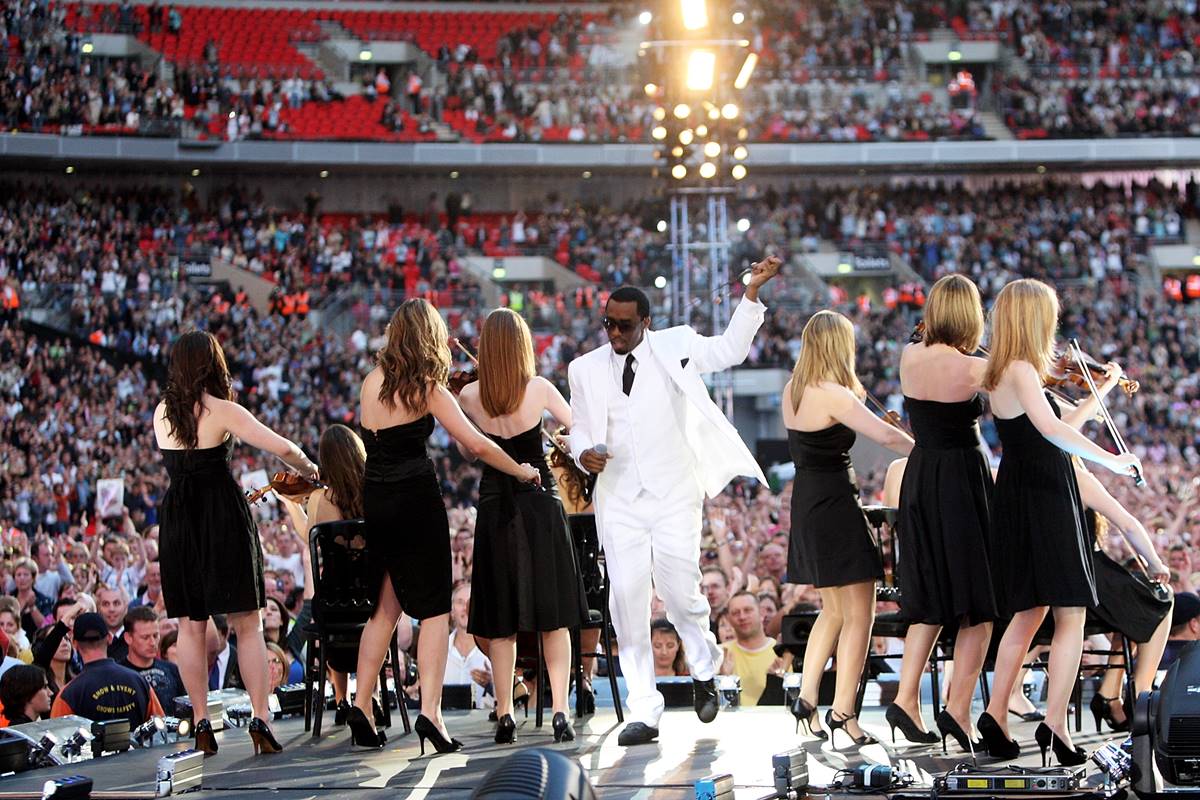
[
  {"xmin": 469, "ymin": 424, "xmax": 586, "ymax": 639},
  {"xmin": 786, "ymin": 424, "xmax": 882, "ymax": 588},
  {"xmin": 159, "ymin": 440, "xmax": 264, "ymax": 621},
  {"xmin": 990, "ymin": 395, "xmax": 1096, "ymax": 614},
  {"xmin": 362, "ymin": 415, "xmax": 451, "ymax": 620},
  {"xmin": 1086, "ymin": 511, "xmax": 1172, "ymax": 642},
  {"xmin": 897, "ymin": 396, "xmax": 998, "ymax": 627}
]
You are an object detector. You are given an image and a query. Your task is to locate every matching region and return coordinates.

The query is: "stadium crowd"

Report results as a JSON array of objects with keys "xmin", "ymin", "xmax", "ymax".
[{"xmin": 2, "ymin": 170, "xmax": 1199, "ymax": 722}]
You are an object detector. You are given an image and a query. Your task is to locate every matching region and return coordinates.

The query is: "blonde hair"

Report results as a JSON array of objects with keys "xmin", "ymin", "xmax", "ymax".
[
  {"xmin": 923, "ymin": 274, "xmax": 983, "ymax": 353},
  {"xmin": 789, "ymin": 310, "xmax": 864, "ymax": 413},
  {"xmin": 377, "ymin": 299, "xmax": 451, "ymax": 412},
  {"xmin": 478, "ymin": 308, "xmax": 536, "ymax": 417},
  {"xmin": 982, "ymin": 279, "xmax": 1059, "ymax": 391}
]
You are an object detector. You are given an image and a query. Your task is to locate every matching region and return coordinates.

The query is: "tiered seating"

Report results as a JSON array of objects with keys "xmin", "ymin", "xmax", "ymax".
[
  {"xmin": 330, "ymin": 10, "xmax": 600, "ymax": 62},
  {"xmin": 270, "ymin": 96, "xmax": 437, "ymax": 142},
  {"xmin": 67, "ymin": 4, "xmax": 324, "ymax": 77}
]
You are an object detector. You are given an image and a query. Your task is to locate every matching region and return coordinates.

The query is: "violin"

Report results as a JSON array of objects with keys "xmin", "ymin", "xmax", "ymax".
[
  {"xmin": 246, "ymin": 471, "xmax": 326, "ymax": 504},
  {"xmin": 865, "ymin": 390, "xmax": 909, "ymax": 434},
  {"xmin": 1066, "ymin": 339, "xmax": 1145, "ymax": 487},
  {"xmin": 1049, "ymin": 350, "xmax": 1139, "ymax": 398}
]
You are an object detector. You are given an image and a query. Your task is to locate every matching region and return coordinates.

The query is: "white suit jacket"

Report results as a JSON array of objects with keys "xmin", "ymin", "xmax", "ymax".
[{"xmin": 567, "ymin": 297, "xmax": 768, "ymax": 499}]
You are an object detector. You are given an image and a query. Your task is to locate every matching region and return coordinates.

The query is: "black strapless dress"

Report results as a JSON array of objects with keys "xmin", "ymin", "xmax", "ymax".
[
  {"xmin": 362, "ymin": 415, "xmax": 451, "ymax": 620},
  {"xmin": 159, "ymin": 440, "xmax": 264, "ymax": 621},
  {"xmin": 896, "ymin": 396, "xmax": 998, "ymax": 627},
  {"xmin": 468, "ymin": 424, "xmax": 586, "ymax": 639},
  {"xmin": 990, "ymin": 395, "xmax": 1096, "ymax": 614},
  {"xmin": 787, "ymin": 424, "xmax": 882, "ymax": 588},
  {"xmin": 1086, "ymin": 511, "xmax": 1172, "ymax": 642}
]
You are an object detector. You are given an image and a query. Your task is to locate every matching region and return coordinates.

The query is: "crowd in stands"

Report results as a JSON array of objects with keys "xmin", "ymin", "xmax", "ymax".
[{"xmin": 2, "ymin": 167, "xmax": 1200, "ymax": 721}]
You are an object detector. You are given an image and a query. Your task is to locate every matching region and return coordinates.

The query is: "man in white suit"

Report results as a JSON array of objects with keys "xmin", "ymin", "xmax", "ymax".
[{"xmin": 568, "ymin": 256, "xmax": 781, "ymax": 745}]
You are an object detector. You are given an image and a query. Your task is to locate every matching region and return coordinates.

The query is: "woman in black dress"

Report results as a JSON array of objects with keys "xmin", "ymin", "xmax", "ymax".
[
  {"xmin": 1073, "ymin": 463, "xmax": 1171, "ymax": 732},
  {"xmin": 978, "ymin": 279, "xmax": 1141, "ymax": 765},
  {"xmin": 154, "ymin": 330, "xmax": 319, "ymax": 756},
  {"xmin": 783, "ymin": 310, "xmax": 914, "ymax": 747},
  {"xmin": 887, "ymin": 275, "xmax": 995, "ymax": 751},
  {"xmin": 456, "ymin": 308, "xmax": 585, "ymax": 745},
  {"xmin": 352, "ymin": 299, "xmax": 539, "ymax": 752}
]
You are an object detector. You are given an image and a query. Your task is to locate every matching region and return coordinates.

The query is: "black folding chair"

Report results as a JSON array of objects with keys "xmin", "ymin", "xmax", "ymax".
[{"xmin": 303, "ymin": 518, "xmax": 411, "ymax": 737}]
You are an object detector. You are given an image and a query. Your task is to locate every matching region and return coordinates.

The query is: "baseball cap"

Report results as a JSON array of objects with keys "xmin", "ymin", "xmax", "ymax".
[
  {"xmin": 73, "ymin": 612, "xmax": 110, "ymax": 643},
  {"xmin": 1172, "ymin": 592, "xmax": 1200, "ymax": 629}
]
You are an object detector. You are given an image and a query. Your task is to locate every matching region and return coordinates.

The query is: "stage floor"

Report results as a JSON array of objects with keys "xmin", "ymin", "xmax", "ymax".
[{"xmin": 1, "ymin": 706, "xmax": 1128, "ymax": 799}]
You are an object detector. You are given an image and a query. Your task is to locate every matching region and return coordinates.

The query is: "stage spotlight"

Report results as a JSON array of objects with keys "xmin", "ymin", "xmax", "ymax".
[
  {"xmin": 734, "ymin": 52, "xmax": 758, "ymax": 90},
  {"xmin": 708, "ymin": 107, "xmax": 720, "ymax": 121},
  {"xmin": 686, "ymin": 49, "xmax": 716, "ymax": 91},
  {"xmin": 81, "ymin": 38, "xmax": 94, "ymax": 55},
  {"xmin": 948, "ymin": 40, "xmax": 962, "ymax": 61},
  {"xmin": 703, "ymin": 141, "xmax": 720, "ymax": 158},
  {"xmin": 319, "ymin": 169, "xmax": 329, "ymax": 178},
  {"xmin": 680, "ymin": 0, "xmax": 708, "ymax": 31},
  {"xmin": 679, "ymin": 129, "xmax": 694, "ymax": 145},
  {"xmin": 191, "ymin": 168, "xmax": 200, "ymax": 177},
  {"xmin": 695, "ymin": 124, "xmax": 708, "ymax": 137},
  {"xmin": 733, "ymin": 144, "xmax": 748, "ymax": 160},
  {"xmin": 493, "ymin": 267, "xmax": 507, "ymax": 279},
  {"xmin": 699, "ymin": 162, "xmax": 717, "ymax": 179},
  {"xmin": 731, "ymin": 11, "xmax": 745, "ymax": 24},
  {"xmin": 657, "ymin": 220, "xmax": 668, "ymax": 233},
  {"xmin": 737, "ymin": 127, "xmax": 749, "ymax": 140},
  {"xmin": 1192, "ymin": 248, "xmax": 1200, "ymax": 267},
  {"xmin": 652, "ymin": 125, "xmax": 667, "ymax": 140},
  {"xmin": 639, "ymin": 10, "xmax": 652, "ymax": 24},
  {"xmin": 671, "ymin": 146, "xmax": 684, "ymax": 157},
  {"xmin": 653, "ymin": 106, "xmax": 667, "ymax": 121},
  {"xmin": 721, "ymin": 103, "xmax": 739, "ymax": 119},
  {"xmin": 450, "ymin": 170, "xmax": 460, "ymax": 179},
  {"xmin": 731, "ymin": 164, "xmax": 747, "ymax": 180},
  {"xmin": 654, "ymin": 275, "xmax": 668, "ymax": 289},
  {"xmin": 644, "ymin": 82, "xmax": 658, "ymax": 96},
  {"xmin": 581, "ymin": 170, "xmax": 592, "ymax": 179},
  {"xmin": 736, "ymin": 218, "xmax": 750, "ymax": 232},
  {"xmin": 671, "ymin": 164, "xmax": 687, "ymax": 180},
  {"xmin": 673, "ymin": 103, "xmax": 691, "ymax": 119},
  {"xmin": 471, "ymin": 748, "xmax": 596, "ymax": 800},
  {"xmin": 359, "ymin": 48, "xmax": 373, "ymax": 61},
  {"xmin": 65, "ymin": 166, "xmax": 75, "ymax": 174}
]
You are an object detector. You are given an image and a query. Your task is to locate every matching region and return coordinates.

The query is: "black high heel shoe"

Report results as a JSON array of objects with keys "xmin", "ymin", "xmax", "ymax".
[
  {"xmin": 248, "ymin": 718, "xmax": 283, "ymax": 755},
  {"xmin": 194, "ymin": 718, "xmax": 218, "ymax": 757},
  {"xmin": 513, "ymin": 682, "xmax": 531, "ymax": 719},
  {"xmin": 552, "ymin": 712, "xmax": 575, "ymax": 742},
  {"xmin": 789, "ymin": 696, "xmax": 827, "ymax": 740},
  {"xmin": 579, "ymin": 683, "xmax": 596, "ymax": 716},
  {"xmin": 887, "ymin": 704, "xmax": 940, "ymax": 745},
  {"xmin": 334, "ymin": 700, "xmax": 352, "ymax": 727},
  {"xmin": 1035, "ymin": 723, "xmax": 1087, "ymax": 767},
  {"xmin": 936, "ymin": 709, "xmax": 982, "ymax": 754},
  {"xmin": 1089, "ymin": 693, "xmax": 1130, "ymax": 733},
  {"xmin": 347, "ymin": 706, "xmax": 386, "ymax": 749},
  {"xmin": 495, "ymin": 714, "xmax": 516, "ymax": 744},
  {"xmin": 977, "ymin": 712, "xmax": 1020, "ymax": 760},
  {"xmin": 415, "ymin": 714, "xmax": 463, "ymax": 756},
  {"xmin": 825, "ymin": 709, "xmax": 877, "ymax": 747}
]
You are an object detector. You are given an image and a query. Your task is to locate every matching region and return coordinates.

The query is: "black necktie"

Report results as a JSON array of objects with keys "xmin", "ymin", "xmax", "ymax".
[{"xmin": 622, "ymin": 354, "xmax": 636, "ymax": 396}]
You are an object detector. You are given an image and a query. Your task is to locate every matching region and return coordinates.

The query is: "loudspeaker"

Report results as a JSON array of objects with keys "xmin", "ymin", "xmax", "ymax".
[{"xmin": 471, "ymin": 748, "xmax": 596, "ymax": 799}]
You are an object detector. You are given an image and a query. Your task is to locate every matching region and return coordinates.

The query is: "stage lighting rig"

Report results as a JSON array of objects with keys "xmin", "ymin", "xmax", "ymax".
[{"xmin": 1130, "ymin": 642, "xmax": 1200, "ymax": 796}]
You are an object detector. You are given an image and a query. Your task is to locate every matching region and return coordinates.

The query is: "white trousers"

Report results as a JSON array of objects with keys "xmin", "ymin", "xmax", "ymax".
[{"xmin": 595, "ymin": 483, "xmax": 721, "ymax": 727}]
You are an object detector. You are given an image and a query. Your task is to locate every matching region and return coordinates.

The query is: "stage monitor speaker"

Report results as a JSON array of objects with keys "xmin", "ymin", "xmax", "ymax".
[
  {"xmin": 657, "ymin": 677, "xmax": 694, "ymax": 708},
  {"xmin": 471, "ymin": 748, "xmax": 596, "ymax": 800},
  {"xmin": 90, "ymin": 719, "xmax": 131, "ymax": 755},
  {"xmin": 441, "ymin": 684, "xmax": 474, "ymax": 711}
]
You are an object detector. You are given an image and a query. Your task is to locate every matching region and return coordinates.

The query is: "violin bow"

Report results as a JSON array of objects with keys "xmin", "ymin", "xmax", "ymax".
[{"xmin": 1069, "ymin": 338, "xmax": 1144, "ymax": 487}]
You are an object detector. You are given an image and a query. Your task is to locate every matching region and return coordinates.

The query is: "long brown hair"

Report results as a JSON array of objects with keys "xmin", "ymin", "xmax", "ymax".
[
  {"xmin": 162, "ymin": 331, "xmax": 234, "ymax": 449},
  {"xmin": 789, "ymin": 310, "xmax": 864, "ymax": 413},
  {"xmin": 319, "ymin": 424, "xmax": 365, "ymax": 519},
  {"xmin": 376, "ymin": 299, "xmax": 451, "ymax": 413},
  {"xmin": 478, "ymin": 308, "xmax": 535, "ymax": 417},
  {"xmin": 982, "ymin": 279, "xmax": 1059, "ymax": 391}
]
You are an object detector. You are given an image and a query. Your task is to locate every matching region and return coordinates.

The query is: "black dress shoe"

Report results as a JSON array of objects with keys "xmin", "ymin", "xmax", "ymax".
[
  {"xmin": 617, "ymin": 722, "xmax": 659, "ymax": 746},
  {"xmin": 694, "ymin": 678, "xmax": 719, "ymax": 724}
]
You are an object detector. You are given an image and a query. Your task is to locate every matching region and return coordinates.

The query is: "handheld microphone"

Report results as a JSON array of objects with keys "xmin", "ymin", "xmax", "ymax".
[{"xmin": 593, "ymin": 444, "xmax": 607, "ymax": 457}]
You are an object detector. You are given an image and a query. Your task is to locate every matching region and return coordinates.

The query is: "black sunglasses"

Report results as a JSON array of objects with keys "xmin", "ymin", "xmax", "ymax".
[{"xmin": 602, "ymin": 317, "xmax": 639, "ymax": 333}]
